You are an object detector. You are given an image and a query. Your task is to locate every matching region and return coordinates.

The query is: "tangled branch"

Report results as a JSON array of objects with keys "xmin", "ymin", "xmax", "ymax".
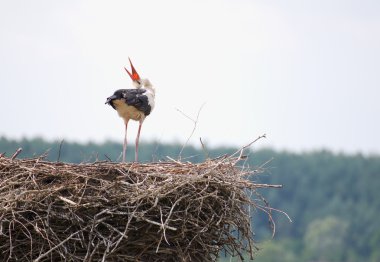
[{"xmin": 0, "ymin": 149, "xmax": 283, "ymax": 261}]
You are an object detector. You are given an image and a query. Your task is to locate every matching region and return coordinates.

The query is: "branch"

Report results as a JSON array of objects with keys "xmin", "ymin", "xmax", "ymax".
[
  {"xmin": 230, "ymin": 134, "xmax": 267, "ymax": 161},
  {"xmin": 176, "ymin": 103, "xmax": 205, "ymax": 160},
  {"xmin": 33, "ymin": 230, "xmax": 82, "ymax": 262},
  {"xmin": 57, "ymin": 139, "xmax": 64, "ymax": 162},
  {"xmin": 11, "ymin": 148, "xmax": 22, "ymax": 160},
  {"xmin": 199, "ymin": 137, "xmax": 210, "ymax": 159}
]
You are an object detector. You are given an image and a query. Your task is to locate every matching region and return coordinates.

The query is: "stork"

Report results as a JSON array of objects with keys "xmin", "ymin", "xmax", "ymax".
[{"xmin": 105, "ymin": 58, "xmax": 155, "ymax": 162}]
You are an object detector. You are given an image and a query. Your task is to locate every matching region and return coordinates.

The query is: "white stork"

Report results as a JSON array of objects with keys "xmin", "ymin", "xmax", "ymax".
[{"xmin": 105, "ymin": 58, "xmax": 155, "ymax": 162}]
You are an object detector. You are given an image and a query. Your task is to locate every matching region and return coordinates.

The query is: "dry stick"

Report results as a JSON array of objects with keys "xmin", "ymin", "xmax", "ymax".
[
  {"xmin": 58, "ymin": 196, "xmax": 77, "ymax": 206},
  {"xmin": 11, "ymin": 148, "xmax": 22, "ymax": 160},
  {"xmin": 57, "ymin": 139, "xmax": 64, "ymax": 162},
  {"xmin": 33, "ymin": 230, "xmax": 82, "ymax": 262},
  {"xmin": 104, "ymin": 154, "xmax": 112, "ymax": 162},
  {"xmin": 166, "ymin": 156, "xmax": 183, "ymax": 165},
  {"xmin": 109, "ymin": 209, "xmax": 136, "ymax": 255},
  {"xmin": 84, "ymin": 214, "xmax": 103, "ymax": 261},
  {"xmin": 252, "ymin": 183, "xmax": 282, "ymax": 188},
  {"xmin": 246, "ymin": 189, "xmax": 255, "ymax": 260},
  {"xmin": 230, "ymin": 134, "xmax": 267, "ymax": 161},
  {"xmin": 158, "ymin": 206, "xmax": 169, "ymax": 248},
  {"xmin": 258, "ymin": 157, "xmax": 274, "ymax": 171},
  {"xmin": 199, "ymin": 137, "xmax": 210, "ymax": 159},
  {"xmin": 141, "ymin": 218, "xmax": 177, "ymax": 231},
  {"xmin": 257, "ymin": 204, "xmax": 293, "ymax": 223},
  {"xmin": 176, "ymin": 103, "xmax": 205, "ymax": 160}
]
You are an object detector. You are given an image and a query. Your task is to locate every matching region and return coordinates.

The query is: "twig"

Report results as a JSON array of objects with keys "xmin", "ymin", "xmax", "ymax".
[
  {"xmin": 257, "ymin": 205, "xmax": 293, "ymax": 223},
  {"xmin": 104, "ymin": 154, "xmax": 112, "ymax": 162},
  {"xmin": 230, "ymin": 134, "xmax": 267, "ymax": 161},
  {"xmin": 58, "ymin": 196, "xmax": 77, "ymax": 206},
  {"xmin": 252, "ymin": 183, "xmax": 282, "ymax": 188},
  {"xmin": 33, "ymin": 230, "xmax": 82, "ymax": 262},
  {"xmin": 176, "ymin": 103, "xmax": 205, "ymax": 160},
  {"xmin": 11, "ymin": 148, "xmax": 22, "ymax": 160},
  {"xmin": 57, "ymin": 139, "xmax": 64, "ymax": 162},
  {"xmin": 141, "ymin": 218, "xmax": 177, "ymax": 231},
  {"xmin": 199, "ymin": 137, "xmax": 210, "ymax": 160},
  {"xmin": 166, "ymin": 156, "xmax": 184, "ymax": 165}
]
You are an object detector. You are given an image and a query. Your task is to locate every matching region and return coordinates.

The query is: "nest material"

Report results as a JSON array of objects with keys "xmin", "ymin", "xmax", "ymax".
[{"xmin": 0, "ymin": 154, "xmax": 279, "ymax": 262}]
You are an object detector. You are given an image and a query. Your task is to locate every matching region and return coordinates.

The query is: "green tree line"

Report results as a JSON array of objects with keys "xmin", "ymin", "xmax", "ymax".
[{"xmin": 1, "ymin": 136, "xmax": 379, "ymax": 261}]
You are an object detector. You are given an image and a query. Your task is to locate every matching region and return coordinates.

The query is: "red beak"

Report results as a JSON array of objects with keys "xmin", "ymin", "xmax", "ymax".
[{"xmin": 124, "ymin": 58, "xmax": 140, "ymax": 81}]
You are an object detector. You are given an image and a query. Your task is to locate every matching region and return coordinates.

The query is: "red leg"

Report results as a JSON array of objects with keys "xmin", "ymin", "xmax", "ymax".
[
  {"xmin": 123, "ymin": 120, "xmax": 129, "ymax": 162},
  {"xmin": 135, "ymin": 121, "xmax": 143, "ymax": 162}
]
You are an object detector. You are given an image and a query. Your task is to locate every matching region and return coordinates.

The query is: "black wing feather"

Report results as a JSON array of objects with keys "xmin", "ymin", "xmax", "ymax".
[{"xmin": 108, "ymin": 89, "xmax": 152, "ymax": 116}]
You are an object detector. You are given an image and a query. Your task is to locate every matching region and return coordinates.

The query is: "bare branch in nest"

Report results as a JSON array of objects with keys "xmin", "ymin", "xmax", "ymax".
[
  {"xmin": 230, "ymin": 134, "xmax": 267, "ymax": 163},
  {"xmin": 176, "ymin": 103, "xmax": 205, "ymax": 160},
  {"xmin": 58, "ymin": 196, "xmax": 78, "ymax": 206},
  {"xmin": 0, "ymin": 152, "xmax": 287, "ymax": 261},
  {"xmin": 33, "ymin": 230, "xmax": 83, "ymax": 262},
  {"xmin": 11, "ymin": 147, "xmax": 22, "ymax": 160},
  {"xmin": 57, "ymin": 139, "xmax": 64, "ymax": 162},
  {"xmin": 200, "ymin": 137, "xmax": 210, "ymax": 159},
  {"xmin": 104, "ymin": 154, "xmax": 112, "ymax": 162}
]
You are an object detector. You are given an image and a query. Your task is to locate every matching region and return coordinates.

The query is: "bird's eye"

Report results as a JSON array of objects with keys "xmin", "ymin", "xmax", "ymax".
[{"xmin": 137, "ymin": 80, "xmax": 141, "ymax": 85}]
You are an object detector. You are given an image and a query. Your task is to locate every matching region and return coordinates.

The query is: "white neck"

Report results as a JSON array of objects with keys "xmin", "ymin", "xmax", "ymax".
[{"xmin": 142, "ymin": 78, "xmax": 155, "ymax": 95}]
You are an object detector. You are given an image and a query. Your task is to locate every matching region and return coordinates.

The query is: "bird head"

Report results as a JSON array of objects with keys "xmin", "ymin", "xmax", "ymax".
[{"xmin": 124, "ymin": 58, "xmax": 142, "ymax": 88}]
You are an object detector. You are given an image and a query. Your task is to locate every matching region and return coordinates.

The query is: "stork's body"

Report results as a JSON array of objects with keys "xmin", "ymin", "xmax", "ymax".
[{"xmin": 105, "ymin": 59, "xmax": 155, "ymax": 162}]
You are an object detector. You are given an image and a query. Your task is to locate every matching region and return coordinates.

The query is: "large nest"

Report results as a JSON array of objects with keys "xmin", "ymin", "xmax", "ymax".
[{"xmin": 0, "ymin": 152, "xmax": 281, "ymax": 261}]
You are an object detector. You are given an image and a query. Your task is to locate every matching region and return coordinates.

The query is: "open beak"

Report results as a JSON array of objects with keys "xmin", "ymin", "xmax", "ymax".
[{"xmin": 124, "ymin": 58, "xmax": 141, "ymax": 81}]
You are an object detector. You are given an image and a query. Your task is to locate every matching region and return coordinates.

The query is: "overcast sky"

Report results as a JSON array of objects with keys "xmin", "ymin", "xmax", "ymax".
[{"xmin": 1, "ymin": 0, "xmax": 379, "ymax": 154}]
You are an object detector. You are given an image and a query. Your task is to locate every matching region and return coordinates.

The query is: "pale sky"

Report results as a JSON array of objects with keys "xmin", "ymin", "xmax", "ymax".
[{"xmin": 1, "ymin": 0, "xmax": 379, "ymax": 154}]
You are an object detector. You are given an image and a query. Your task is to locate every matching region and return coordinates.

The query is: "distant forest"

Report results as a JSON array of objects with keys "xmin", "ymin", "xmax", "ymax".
[{"xmin": 1, "ymin": 136, "xmax": 380, "ymax": 262}]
